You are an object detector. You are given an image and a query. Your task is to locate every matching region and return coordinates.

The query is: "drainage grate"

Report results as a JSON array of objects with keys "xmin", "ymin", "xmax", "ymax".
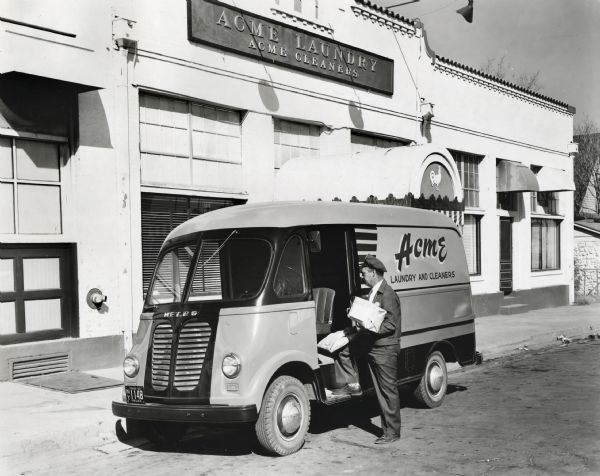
[{"xmin": 10, "ymin": 353, "xmax": 70, "ymax": 381}]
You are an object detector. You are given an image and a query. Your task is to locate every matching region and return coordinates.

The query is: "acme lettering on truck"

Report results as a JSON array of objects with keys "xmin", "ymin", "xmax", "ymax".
[{"xmin": 395, "ymin": 233, "xmax": 447, "ymax": 271}]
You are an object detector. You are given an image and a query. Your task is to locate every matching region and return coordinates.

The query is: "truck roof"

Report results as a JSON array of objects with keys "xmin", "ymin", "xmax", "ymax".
[{"xmin": 167, "ymin": 201, "xmax": 459, "ymax": 241}]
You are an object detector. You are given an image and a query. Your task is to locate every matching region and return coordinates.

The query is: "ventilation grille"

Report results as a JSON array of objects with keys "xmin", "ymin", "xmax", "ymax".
[
  {"xmin": 174, "ymin": 321, "xmax": 211, "ymax": 391},
  {"xmin": 151, "ymin": 323, "xmax": 173, "ymax": 390},
  {"xmin": 10, "ymin": 353, "xmax": 70, "ymax": 380}
]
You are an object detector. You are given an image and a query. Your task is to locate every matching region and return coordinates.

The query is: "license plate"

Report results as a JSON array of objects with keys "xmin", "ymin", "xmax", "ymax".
[{"xmin": 125, "ymin": 386, "xmax": 144, "ymax": 404}]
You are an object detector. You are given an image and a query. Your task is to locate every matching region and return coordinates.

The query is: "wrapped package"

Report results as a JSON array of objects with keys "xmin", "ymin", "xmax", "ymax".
[
  {"xmin": 348, "ymin": 296, "xmax": 386, "ymax": 333},
  {"xmin": 317, "ymin": 330, "xmax": 350, "ymax": 353}
]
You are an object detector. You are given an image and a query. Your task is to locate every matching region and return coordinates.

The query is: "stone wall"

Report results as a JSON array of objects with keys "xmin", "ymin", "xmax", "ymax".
[{"xmin": 574, "ymin": 229, "xmax": 600, "ymax": 297}]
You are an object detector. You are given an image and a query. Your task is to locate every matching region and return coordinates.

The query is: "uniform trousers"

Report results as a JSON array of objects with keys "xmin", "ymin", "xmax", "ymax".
[{"xmin": 334, "ymin": 335, "xmax": 401, "ymax": 437}]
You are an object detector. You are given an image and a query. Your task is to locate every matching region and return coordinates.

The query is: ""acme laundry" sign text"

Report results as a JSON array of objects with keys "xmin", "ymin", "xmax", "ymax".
[{"xmin": 188, "ymin": 0, "xmax": 394, "ymax": 94}]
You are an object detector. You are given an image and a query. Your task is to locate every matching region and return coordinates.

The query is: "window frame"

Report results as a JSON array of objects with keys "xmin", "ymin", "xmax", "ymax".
[
  {"xmin": 463, "ymin": 214, "xmax": 482, "ymax": 276},
  {"xmin": 531, "ymin": 191, "xmax": 559, "ymax": 216},
  {"xmin": 0, "ymin": 244, "xmax": 78, "ymax": 345},
  {"xmin": 138, "ymin": 93, "xmax": 243, "ymax": 189},
  {"xmin": 350, "ymin": 131, "xmax": 409, "ymax": 154},
  {"xmin": 0, "ymin": 136, "xmax": 65, "ymax": 235},
  {"xmin": 272, "ymin": 234, "xmax": 309, "ymax": 299},
  {"xmin": 450, "ymin": 149, "xmax": 482, "ymax": 209},
  {"xmin": 273, "ymin": 118, "xmax": 321, "ymax": 170},
  {"xmin": 531, "ymin": 218, "xmax": 561, "ymax": 272}
]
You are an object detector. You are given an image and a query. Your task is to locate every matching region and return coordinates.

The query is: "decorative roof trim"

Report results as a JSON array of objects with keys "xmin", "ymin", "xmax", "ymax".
[
  {"xmin": 270, "ymin": 8, "xmax": 334, "ymax": 35},
  {"xmin": 436, "ymin": 56, "xmax": 575, "ymax": 114},
  {"xmin": 352, "ymin": 0, "xmax": 416, "ymax": 35}
]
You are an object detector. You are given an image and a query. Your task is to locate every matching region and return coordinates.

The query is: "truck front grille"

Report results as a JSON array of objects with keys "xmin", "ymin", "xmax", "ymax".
[
  {"xmin": 174, "ymin": 322, "xmax": 211, "ymax": 391},
  {"xmin": 151, "ymin": 323, "xmax": 173, "ymax": 391},
  {"xmin": 150, "ymin": 320, "xmax": 212, "ymax": 392}
]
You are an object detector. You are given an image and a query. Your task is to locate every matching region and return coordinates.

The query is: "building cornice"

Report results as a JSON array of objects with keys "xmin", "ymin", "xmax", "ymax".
[
  {"xmin": 351, "ymin": 1, "xmax": 416, "ymax": 36},
  {"xmin": 269, "ymin": 8, "xmax": 334, "ymax": 35},
  {"xmin": 435, "ymin": 56, "xmax": 575, "ymax": 116}
]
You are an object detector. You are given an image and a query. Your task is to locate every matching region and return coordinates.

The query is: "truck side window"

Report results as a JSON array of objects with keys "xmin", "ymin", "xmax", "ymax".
[{"xmin": 273, "ymin": 235, "xmax": 307, "ymax": 298}]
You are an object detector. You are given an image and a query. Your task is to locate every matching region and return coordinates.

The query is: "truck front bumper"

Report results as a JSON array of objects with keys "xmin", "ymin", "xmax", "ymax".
[{"xmin": 112, "ymin": 401, "xmax": 258, "ymax": 424}]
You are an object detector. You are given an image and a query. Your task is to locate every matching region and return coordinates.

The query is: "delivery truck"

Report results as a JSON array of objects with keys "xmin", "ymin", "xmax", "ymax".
[{"xmin": 112, "ymin": 200, "xmax": 476, "ymax": 455}]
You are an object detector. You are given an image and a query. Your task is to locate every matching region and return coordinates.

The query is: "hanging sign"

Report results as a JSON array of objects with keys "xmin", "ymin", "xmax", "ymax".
[{"xmin": 188, "ymin": 0, "xmax": 394, "ymax": 95}]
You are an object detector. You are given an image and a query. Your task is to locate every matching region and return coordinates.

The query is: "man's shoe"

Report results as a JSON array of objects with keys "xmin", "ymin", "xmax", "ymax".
[
  {"xmin": 331, "ymin": 383, "xmax": 362, "ymax": 396},
  {"xmin": 374, "ymin": 435, "xmax": 400, "ymax": 444}
]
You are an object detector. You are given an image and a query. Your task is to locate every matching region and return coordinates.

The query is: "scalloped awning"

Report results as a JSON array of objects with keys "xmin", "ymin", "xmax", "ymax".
[{"xmin": 274, "ymin": 144, "xmax": 463, "ymax": 203}]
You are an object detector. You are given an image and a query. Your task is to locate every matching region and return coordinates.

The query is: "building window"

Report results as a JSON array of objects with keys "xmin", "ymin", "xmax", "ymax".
[
  {"xmin": 497, "ymin": 192, "xmax": 518, "ymax": 211},
  {"xmin": 350, "ymin": 132, "xmax": 408, "ymax": 154},
  {"xmin": 451, "ymin": 150, "xmax": 481, "ymax": 208},
  {"xmin": 139, "ymin": 93, "xmax": 242, "ymax": 190},
  {"xmin": 463, "ymin": 215, "xmax": 481, "ymax": 275},
  {"xmin": 140, "ymin": 193, "xmax": 243, "ymax": 295},
  {"xmin": 531, "ymin": 218, "xmax": 560, "ymax": 271},
  {"xmin": 0, "ymin": 245, "xmax": 78, "ymax": 345},
  {"xmin": 274, "ymin": 118, "xmax": 321, "ymax": 169},
  {"xmin": 531, "ymin": 191, "xmax": 558, "ymax": 215},
  {"xmin": 0, "ymin": 137, "xmax": 63, "ymax": 234}
]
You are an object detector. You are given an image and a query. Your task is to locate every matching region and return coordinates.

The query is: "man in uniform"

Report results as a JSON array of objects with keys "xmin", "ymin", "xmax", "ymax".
[{"xmin": 331, "ymin": 255, "xmax": 402, "ymax": 444}]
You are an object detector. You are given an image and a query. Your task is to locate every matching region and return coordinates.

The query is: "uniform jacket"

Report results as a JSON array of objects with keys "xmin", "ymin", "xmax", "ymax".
[{"xmin": 367, "ymin": 278, "xmax": 402, "ymax": 347}]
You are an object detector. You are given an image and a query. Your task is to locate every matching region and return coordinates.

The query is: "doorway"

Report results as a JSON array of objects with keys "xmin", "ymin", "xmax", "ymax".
[
  {"xmin": 499, "ymin": 218, "xmax": 513, "ymax": 294},
  {"xmin": 307, "ymin": 226, "xmax": 354, "ymax": 332}
]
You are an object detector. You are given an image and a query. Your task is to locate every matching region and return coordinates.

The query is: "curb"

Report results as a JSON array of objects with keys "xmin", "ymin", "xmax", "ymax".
[{"xmin": 476, "ymin": 325, "xmax": 599, "ymax": 362}]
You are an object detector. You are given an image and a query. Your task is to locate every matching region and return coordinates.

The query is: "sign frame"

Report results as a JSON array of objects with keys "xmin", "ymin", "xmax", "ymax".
[{"xmin": 187, "ymin": 0, "xmax": 395, "ymax": 95}]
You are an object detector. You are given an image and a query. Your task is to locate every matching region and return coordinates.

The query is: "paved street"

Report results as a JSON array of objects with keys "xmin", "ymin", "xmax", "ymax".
[{"xmin": 3, "ymin": 339, "xmax": 600, "ymax": 476}]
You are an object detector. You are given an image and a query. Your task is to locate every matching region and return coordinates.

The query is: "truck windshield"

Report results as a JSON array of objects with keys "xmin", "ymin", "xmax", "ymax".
[{"xmin": 146, "ymin": 237, "xmax": 272, "ymax": 305}]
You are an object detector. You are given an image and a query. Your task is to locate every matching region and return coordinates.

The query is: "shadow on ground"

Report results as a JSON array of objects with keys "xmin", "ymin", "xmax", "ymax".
[{"xmin": 114, "ymin": 383, "xmax": 470, "ymax": 456}]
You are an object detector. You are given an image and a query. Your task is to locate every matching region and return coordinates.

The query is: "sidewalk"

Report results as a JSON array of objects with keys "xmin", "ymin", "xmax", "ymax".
[{"xmin": 1, "ymin": 302, "xmax": 600, "ymax": 463}]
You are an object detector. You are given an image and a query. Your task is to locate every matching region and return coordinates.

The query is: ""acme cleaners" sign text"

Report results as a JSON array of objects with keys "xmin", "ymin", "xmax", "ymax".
[{"xmin": 188, "ymin": 0, "xmax": 394, "ymax": 94}]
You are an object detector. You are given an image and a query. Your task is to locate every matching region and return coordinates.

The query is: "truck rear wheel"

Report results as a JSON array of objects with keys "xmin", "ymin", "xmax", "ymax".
[
  {"xmin": 414, "ymin": 351, "xmax": 447, "ymax": 408},
  {"xmin": 255, "ymin": 375, "xmax": 310, "ymax": 456}
]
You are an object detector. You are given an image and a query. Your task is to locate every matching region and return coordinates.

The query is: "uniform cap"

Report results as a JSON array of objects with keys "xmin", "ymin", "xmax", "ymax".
[{"xmin": 361, "ymin": 255, "xmax": 387, "ymax": 273}]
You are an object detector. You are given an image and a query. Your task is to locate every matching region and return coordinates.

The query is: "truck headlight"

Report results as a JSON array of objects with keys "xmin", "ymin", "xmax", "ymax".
[
  {"xmin": 222, "ymin": 353, "xmax": 241, "ymax": 379},
  {"xmin": 123, "ymin": 355, "xmax": 140, "ymax": 378}
]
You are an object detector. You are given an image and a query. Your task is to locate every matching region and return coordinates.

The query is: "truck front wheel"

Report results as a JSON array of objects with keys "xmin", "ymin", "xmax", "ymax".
[
  {"xmin": 414, "ymin": 351, "xmax": 448, "ymax": 408},
  {"xmin": 255, "ymin": 375, "xmax": 310, "ymax": 456}
]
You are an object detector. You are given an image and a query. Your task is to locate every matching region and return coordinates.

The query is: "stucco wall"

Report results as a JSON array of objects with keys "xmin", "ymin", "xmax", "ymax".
[{"xmin": 0, "ymin": 0, "xmax": 575, "ymax": 355}]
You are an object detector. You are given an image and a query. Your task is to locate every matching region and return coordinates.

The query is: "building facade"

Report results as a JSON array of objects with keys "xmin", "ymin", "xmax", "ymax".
[{"xmin": 0, "ymin": 0, "xmax": 575, "ymax": 379}]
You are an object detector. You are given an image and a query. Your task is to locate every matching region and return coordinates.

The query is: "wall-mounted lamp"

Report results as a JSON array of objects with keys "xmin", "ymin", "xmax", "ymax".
[
  {"xmin": 112, "ymin": 17, "xmax": 138, "ymax": 50},
  {"xmin": 456, "ymin": 0, "xmax": 474, "ymax": 23},
  {"xmin": 420, "ymin": 100, "xmax": 434, "ymax": 124},
  {"xmin": 567, "ymin": 142, "xmax": 579, "ymax": 156},
  {"xmin": 87, "ymin": 288, "xmax": 107, "ymax": 310},
  {"xmin": 420, "ymin": 99, "xmax": 434, "ymax": 141}
]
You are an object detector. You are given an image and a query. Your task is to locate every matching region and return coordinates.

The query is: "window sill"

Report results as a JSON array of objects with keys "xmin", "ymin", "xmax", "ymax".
[
  {"xmin": 531, "ymin": 269, "xmax": 562, "ymax": 276},
  {"xmin": 530, "ymin": 213, "xmax": 564, "ymax": 220},
  {"xmin": 469, "ymin": 275, "xmax": 485, "ymax": 283},
  {"xmin": 465, "ymin": 208, "xmax": 485, "ymax": 216}
]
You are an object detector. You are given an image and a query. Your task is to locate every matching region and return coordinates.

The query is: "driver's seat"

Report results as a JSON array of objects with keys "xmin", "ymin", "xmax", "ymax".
[{"xmin": 313, "ymin": 287, "xmax": 336, "ymax": 335}]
